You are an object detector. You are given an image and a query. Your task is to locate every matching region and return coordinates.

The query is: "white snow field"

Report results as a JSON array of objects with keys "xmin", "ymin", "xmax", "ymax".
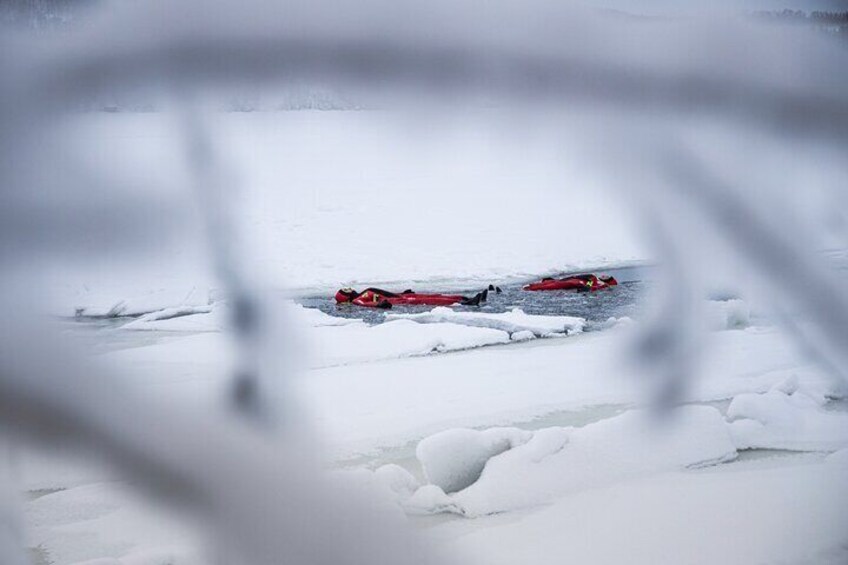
[
  {"xmin": 24, "ymin": 293, "xmax": 848, "ymax": 564},
  {"xmin": 46, "ymin": 111, "xmax": 644, "ymax": 317},
  {"xmin": 15, "ymin": 112, "xmax": 848, "ymax": 565}
]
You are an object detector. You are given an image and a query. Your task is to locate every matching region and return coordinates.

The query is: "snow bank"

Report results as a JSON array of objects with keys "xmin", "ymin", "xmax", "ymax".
[
  {"xmin": 307, "ymin": 320, "xmax": 510, "ymax": 367},
  {"xmin": 727, "ymin": 379, "xmax": 848, "ymax": 451},
  {"xmin": 446, "ymin": 449, "xmax": 848, "ymax": 565},
  {"xmin": 416, "ymin": 428, "xmax": 532, "ymax": 493},
  {"xmin": 406, "ymin": 406, "xmax": 736, "ymax": 516},
  {"xmin": 387, "ymin": 307, "xmax": 585, "ymax": 338}
]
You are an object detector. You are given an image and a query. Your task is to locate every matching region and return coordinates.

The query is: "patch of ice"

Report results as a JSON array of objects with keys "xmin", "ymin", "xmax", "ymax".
[{"xmin": 387, "ymin": 307, "xmax": 585, "ymax": 338}]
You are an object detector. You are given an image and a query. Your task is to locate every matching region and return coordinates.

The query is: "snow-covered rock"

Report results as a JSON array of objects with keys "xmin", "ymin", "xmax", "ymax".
[
  {"xmin": 387, "ymin": 307, "xmax": 585, "ymax": 338},
  {"xmin": 416, "ymin": 428, "xmax": 532, "ymax": 493}
]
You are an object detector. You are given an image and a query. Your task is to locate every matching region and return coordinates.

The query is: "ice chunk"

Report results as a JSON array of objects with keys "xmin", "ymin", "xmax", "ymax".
[
  {"xmin": 388, "ymin": 307, "xmax": 585, "ymax": 337},
  {"xmin": 727, "ymin": 387, "xmax": 848, "ymax": 451},
  {"xmin": 510, "ymin": 330, "xmax": 535, "ymax": 342},
  {"xmin": 416, "ymin": 428, "xmax": 533, "ymax": 493}
]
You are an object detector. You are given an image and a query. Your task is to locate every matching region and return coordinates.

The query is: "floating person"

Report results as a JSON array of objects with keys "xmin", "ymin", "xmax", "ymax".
[
  {"xmin": 335, "ymin": 287, "xmax": 488, "ymax": 309},
  {"xmin": 523, "ymin": 274, "xmax": 618, "ymax": 292}
]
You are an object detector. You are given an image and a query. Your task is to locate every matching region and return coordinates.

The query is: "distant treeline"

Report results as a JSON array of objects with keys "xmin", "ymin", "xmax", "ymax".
[
  {"xmin": 754, "ymin": 10, "xmax": 848, "ymax": 24},
  {"xmin": 753, "ymin": 10, "xmax": 848, "ymax": 40},
  {"xmin": 754, "ymin": 10, "xmax": 848, "ymax": 32}
]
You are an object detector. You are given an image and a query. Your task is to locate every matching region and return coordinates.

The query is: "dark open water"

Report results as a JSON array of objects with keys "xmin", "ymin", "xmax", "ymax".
[{"xmin": 299, "ymin": 265, "xmax": 650, "ymax": 331}]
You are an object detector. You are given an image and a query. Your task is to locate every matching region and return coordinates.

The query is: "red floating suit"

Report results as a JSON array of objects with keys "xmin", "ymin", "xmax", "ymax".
[
  {"xmin": 335, "ymin": 288, "xmax": 474, "ymax": 309},
  {"xmin": 523, "ymin": 274, "xmax": 618, "ymax": 292}
]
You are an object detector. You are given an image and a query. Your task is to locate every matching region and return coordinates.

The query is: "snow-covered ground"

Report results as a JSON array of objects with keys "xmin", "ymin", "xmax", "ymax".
[
  {"xmin": 48, "ymin": 111, "xmax": 645, "ymax": 317},
  {"xmin": 14, "ymin": 112, "xmax": 848, "ymax": 565},
  {"xmin": 22, "ymin": 290, "xmax": 848, "ymax": 564}
]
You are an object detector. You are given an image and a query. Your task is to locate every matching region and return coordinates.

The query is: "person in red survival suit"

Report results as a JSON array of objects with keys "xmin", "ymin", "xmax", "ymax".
[
  {"xmin": 523, "ymin": 274, "xmax": 618, "ymax": 292},
  {"xmin": 335, "ymin": 287, "xmax": 487, "ymax": 309}
]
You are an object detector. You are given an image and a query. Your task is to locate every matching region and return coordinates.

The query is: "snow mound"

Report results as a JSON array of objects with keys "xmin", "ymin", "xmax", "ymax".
[
  {"xmin": 387, "ymin": 307, "xmax": 585, "ymax": 338},
  {"xmin": 408, "ymin": 406, "xmax": 736, "ymax": 516},
  {"xmin": 416, "ymin": 428, "xmax": 533, "ymax": 493},
  {"xmin": 403, "ymin": 484, "xmax": 463, "ymax": 515},
  {"xmin": 727, "ymin": 381, "xmax": 848, "ymax": 451}
]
